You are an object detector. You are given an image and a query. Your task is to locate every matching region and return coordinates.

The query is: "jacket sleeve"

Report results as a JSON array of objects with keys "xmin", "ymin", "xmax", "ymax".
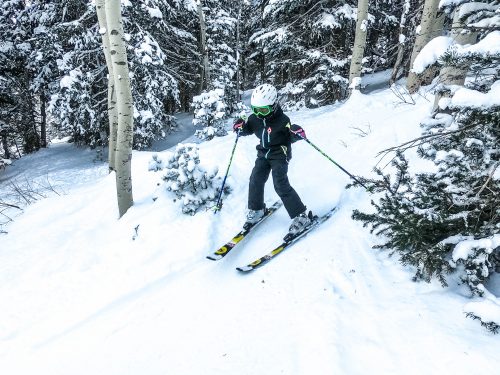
[{"xmin": 239, "ymin": 115, "xmax": 255, "ymax": 136}]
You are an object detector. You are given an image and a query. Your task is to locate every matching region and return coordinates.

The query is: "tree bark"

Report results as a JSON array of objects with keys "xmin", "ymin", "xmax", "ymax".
[
  {"xmin": 97, "ymin": 0, "xmax": 134, "ymax": 217},
  {"xmin": 96, "ymin": 0, "xmax": 117, "ymax": 171},
  {"xmin": 391, "ymin": 0, "xmax": 411, "ymax": 84},
  {"xmin": 349, "ymin": 0, "xmax": 369, "ymax": 89},
  {"xmin": 406, "ymin": 0, "xmax": 441, "ymax": 93},
  {"xmin": 419, "ymin": 10, "xmax": 445, "ymax": 85},
  {"xmin": 432, "ymin": 6, "xmax": 478, "ymax": 112}
]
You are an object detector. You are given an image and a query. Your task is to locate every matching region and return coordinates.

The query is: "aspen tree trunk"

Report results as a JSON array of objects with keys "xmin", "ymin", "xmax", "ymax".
[
  {"xmin": 197, "ymin": 0, "xmax": 210, "ymax": 91},
  {"xmin": 349, "ymin": 0, "xmax": 369, "ymax": 90},
  {"xmin": 391, "ymin": 0, "xmax": 411, "ymax": 84},
  {"xmin": 432, "ymin": 7, "xmax": 477, "ymax": 112},
  {"xmin": 419, "ymin": 10, "xmax": 445, "ymax": 85},
  {"xmin": 406, "ymin": 0, "xmax": 441, "ymax": 93},
  {"xmin": 97, "ymin": 0, "xmax": 134, "ymax": 217},
  {"xmin": 96, "ymin": 0, "xmax": 117, "ymax": 171}
]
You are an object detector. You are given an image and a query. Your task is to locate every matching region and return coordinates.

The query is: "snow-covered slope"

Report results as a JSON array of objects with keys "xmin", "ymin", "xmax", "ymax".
[{"xmin": 0, "ymin": 88, "xmax": 498, "ymax": 375}]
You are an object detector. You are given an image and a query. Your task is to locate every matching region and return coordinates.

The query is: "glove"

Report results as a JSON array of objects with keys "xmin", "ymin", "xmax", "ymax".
[
  {"xmin": 233, "ymin": 117, "xmax": 245, "ymax": 132},
  {"xmin": 290, "ymin": 124, "xmax": 306, "ymax": 139}
]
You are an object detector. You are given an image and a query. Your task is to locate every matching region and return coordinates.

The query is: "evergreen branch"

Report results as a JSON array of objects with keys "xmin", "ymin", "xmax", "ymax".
[{"xmin": 376, "ymin": 122, "xmax": 480, "ymax": 166}]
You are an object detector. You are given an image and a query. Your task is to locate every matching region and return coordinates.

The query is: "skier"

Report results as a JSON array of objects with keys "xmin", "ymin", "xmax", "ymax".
[{"xmin": 233, "ymin": 83, "xmax": 313, "ymax": 236}]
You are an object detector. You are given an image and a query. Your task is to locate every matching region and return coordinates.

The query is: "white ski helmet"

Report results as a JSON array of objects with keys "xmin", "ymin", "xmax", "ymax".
[{"xmin": 251, "ymin": 84, "xmax": 277, "ymax": 107}]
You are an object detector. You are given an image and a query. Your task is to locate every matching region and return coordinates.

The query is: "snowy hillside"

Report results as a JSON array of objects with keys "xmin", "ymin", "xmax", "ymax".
[{"xmin": 1, "ymin": 87, "xmax": 498, "ymax": 375}]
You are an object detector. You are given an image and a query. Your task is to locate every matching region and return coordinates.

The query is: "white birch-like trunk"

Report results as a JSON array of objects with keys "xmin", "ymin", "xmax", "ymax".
[
  {"xmin": 349, "ymin": 0, "xmax": 369, "ymax": 89},
  {"xmin": 406, "ymin": 0, "xmax": 441, "ymax": 93},
  {"xmin": 432, "ymin": 7, "xmax": 477, "ymax": 112},
  {"xmin": 96, "ymin": 0, "xmax": 117, "ymax": 171},
  {"xmin": 390, "ymin": 0, "xmax": 411, "ymax": 84},
  {"xmin": 102, "ymin": 0, "xmax": 134, "ymax": 217},
  {"xmin": 419, "ymin": 10, "xmax": 446, "ymax": 85},
  {"xmin": 197, "ymin": 0, "xmax": 210, "ymax": 91}
]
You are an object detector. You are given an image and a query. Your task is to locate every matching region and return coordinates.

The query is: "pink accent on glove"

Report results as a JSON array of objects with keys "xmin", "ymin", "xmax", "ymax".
[
  {"xmin": 233, "ymin": 118, "xmax": 245, "ymax": 132},
  {"xmin": 290, "ymin": 124, "xmax": 306, "ymax": 139}
]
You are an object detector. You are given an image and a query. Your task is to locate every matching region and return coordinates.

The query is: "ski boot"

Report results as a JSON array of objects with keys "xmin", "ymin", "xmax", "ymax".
[
  {"xmin": 243, "ymin": 207, "xmax": 266, "ymax": 230},
  {"xmin": 284, "ymin": 210, "xmax": 313, "ymax": 241}
]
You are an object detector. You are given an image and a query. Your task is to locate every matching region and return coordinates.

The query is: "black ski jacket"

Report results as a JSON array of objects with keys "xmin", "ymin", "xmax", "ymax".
[{"xmin": 240, "ymin": 105, "xmax": 300, "ymax": 161}]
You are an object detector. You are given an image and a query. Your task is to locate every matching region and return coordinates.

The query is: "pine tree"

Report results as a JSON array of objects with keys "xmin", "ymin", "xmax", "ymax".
[
  {"xmin": 42, "ymin": 0, "xmax": 199, "ymax": 150},
  {"xmin": 352, "ymin": 1, "xmax": 500, "ymax": 307},
  {"xmin": 191, "ymin": 0, "xmax": 239, "ymax": 138},
  {"xmin": 120, "ymin": 0, "xmax": 199, "ymax": 149},
  {"xmin": 0, "ymin": 0, "xmax": 39, "ymax": 155},
  {"xmin": 46, "ymin": 0, "xmax": 108, "ymax": 148},
  {"xmin": 245, "ymin": 0, "xmax": 401, "ymax": 109}
]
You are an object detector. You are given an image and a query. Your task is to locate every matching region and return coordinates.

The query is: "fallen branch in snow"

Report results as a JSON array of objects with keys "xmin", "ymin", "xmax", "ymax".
[
  {"xmin": 0, "ymin": 176, "xmax": 61, "ymax": 233},
  {"xmin": 349, "ymin": 124, "xmax": 371, "ymax": 137},
  {"xmin": 390, "ymin": 84, "xmax": 415, "ymax": 105},
  {"xmin": 0, "ymin": 202, "xmax": 21, "ymax": 234}
]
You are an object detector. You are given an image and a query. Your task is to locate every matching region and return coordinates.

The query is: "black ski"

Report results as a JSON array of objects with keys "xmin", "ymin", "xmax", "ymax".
[
  {"xmin": 236, "ymin": 206, "xmax": 338, "ymax": 272},
  {"xmin": 206, "ymin": 202, "xmax": 282, "ymax": 261}
]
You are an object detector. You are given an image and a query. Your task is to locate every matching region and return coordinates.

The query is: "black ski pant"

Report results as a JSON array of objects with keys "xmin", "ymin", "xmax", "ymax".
[{"xmin": 248, "ymin": 157, "xmax": 306, "ymax": 219}]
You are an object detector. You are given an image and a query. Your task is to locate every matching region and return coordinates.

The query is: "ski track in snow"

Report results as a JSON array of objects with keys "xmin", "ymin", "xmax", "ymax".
[{"xmin": 0, "ymin": 88, "xmax": 498, "ymax": 375}]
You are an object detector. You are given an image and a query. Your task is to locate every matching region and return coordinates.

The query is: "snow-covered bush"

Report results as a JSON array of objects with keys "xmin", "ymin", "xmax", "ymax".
[
  {"xmin": 192, "ymin": 89, "xmax": 228, "ymax": 141},
  {"xmin": 149, "ymin": 143, "xmax": 228, "ymax": 214}
]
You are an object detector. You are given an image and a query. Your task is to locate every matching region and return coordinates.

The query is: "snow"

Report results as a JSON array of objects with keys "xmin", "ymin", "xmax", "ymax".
[
  {"xmin": 412, "ymin": 36, "xmax": 453, "ymax": 74},
  {"xmin": 465, "ymin": 297, "xmax": 500, "ymax": 325},
  {"xmin": 59, "ymin": 70, "xmax": 79, "ymax": 89},
  {"xmin": 412, "ymin": 31, "xmax": 500, "ymax": 74},
  {"xmin": 458, "ymin": 31, "xmax": 500, "ymax": 55},
  {"xmin": 494, "ymin": 166, "xmax": 500, "ymax": 181},
  {"xmin": 147, "ymin": 7, "xmax": 163, "ymax": 19},
  {"xmin": 452, "ymin": 234, "xmax": 500, "ymax": 262},
  {"xmin": 438, "ymin": 0, "xmax": 463, "ymax": 8},
  {"xmin": 316, "ymin": 12, "xmax": 342, "ymax": 29},
  {"xmin": 252, "ymin": 27, "xmax": 287, "ymax": 44},
  {"xmin": 1, "ymin": 86, "xmax": 499, "ymax": 375},
  {"xmin": 471, "ymin": 14, "xmax": 500, "ymax": 29},
  {"xmin": 360, "ymin": 19, "xmax": 368, "ymax": 32},
  {"xmin": 451, "ymin": 80, "xmax": 500, "ymax": 108},
  {"xmin": 458, "ymin": 2, "xmax": 497, "ymax": 19}
]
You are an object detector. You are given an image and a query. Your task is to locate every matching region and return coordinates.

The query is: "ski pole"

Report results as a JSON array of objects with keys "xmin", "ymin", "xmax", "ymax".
[
  {"xmin": 298, "ymin": 134, "xmax": 369, "ymax": 190},
  {"xmin": 213, "ymin": 130, "xmax": 241, "ymax": 213}
]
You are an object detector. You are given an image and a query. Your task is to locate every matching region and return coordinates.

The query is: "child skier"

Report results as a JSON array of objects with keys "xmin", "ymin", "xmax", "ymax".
[{"xmin": 233, "ymin": 83, "xmax": 312, "ymax": 236}]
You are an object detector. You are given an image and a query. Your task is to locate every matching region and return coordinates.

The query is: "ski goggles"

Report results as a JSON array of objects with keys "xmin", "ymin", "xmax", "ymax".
[{"xmin": 251, "ymin": 105, "xmax": 273, "ymax": 117}]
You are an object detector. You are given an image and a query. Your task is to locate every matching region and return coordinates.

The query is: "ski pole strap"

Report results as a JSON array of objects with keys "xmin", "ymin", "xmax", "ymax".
[
  {"xmin": 301, "ymin": 136, "xmax": 369, "ymax": 191},
  {"xmin": 214, "ymin": 131, "xmax": 241, "ymax": 213}
]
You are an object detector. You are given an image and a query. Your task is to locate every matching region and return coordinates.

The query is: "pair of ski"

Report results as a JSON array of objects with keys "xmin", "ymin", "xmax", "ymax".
[{"xmin": 207, "ymin": 202, "xmax": 337, "ymax": 272}]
